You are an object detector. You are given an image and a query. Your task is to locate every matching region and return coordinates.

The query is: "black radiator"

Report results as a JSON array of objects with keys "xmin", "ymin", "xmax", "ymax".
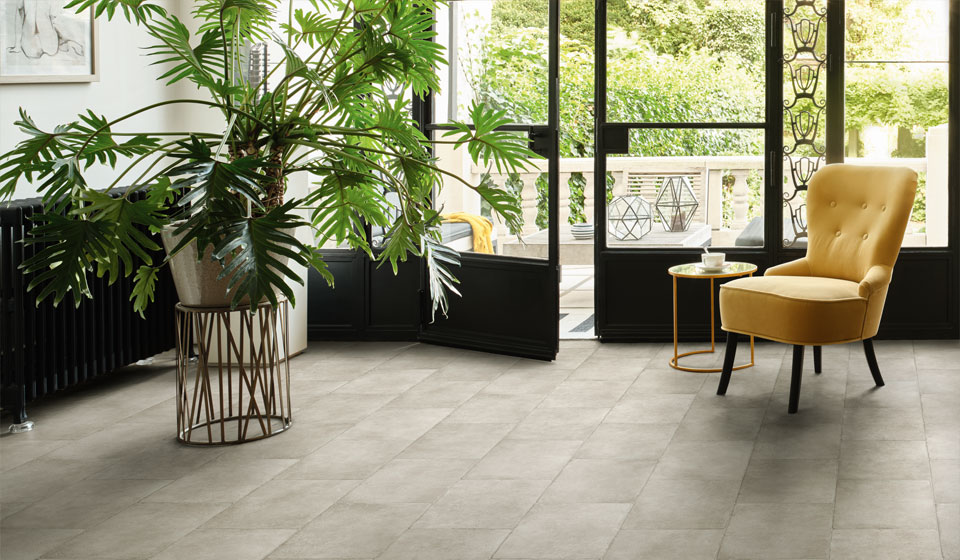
[{"xmin": 0, "ymin": 191, "xmax": 178, "ymax": 424}]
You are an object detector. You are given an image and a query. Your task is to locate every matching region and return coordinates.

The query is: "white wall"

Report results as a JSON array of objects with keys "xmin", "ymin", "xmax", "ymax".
[
  {"xmin": 1, "ymin": 2, "xmax": 308, "ymax": 353},
  {"xmin": 0, "ymin": 1, "xmax": 189, "ymax": 200}
]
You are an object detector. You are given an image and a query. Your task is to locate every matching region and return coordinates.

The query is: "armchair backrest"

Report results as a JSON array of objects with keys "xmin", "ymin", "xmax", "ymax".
[{"xmin": 804, "ymin": 164, "xmax": 918, "ymax": 283}]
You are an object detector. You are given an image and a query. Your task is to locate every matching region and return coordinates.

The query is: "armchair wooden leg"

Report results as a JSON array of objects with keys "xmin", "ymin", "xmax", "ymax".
[
  {"xmin": 813, "ymin": 345, "xmax": 822, "ymax": 374},
  {"xmin": 717, "ymin": 332, "xmax": 738, "ymax": 396},
  {"xmin": 789, "ymin": 345, "xmax": 804, "ymax": 414},
  {"xmin": 863, "ymin": 338, "xmax": 884, "ymax": 387}
]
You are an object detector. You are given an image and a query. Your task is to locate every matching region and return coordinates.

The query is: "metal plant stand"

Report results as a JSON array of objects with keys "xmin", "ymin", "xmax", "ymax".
[{"xmin": 175, "ymin": 300, "xmax": 291, "ymax": 445}]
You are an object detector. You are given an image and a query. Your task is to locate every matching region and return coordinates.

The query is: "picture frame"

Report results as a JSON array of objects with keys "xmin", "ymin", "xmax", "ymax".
[{"xmin": 0, "ymin": 2, "xmax": 99, "ymax": 84}]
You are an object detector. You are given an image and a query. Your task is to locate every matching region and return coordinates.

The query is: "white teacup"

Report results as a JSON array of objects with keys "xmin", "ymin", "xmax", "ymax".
[{"xmin": 701, "ymin": 252, "xmax": 725, "ymax": 268}]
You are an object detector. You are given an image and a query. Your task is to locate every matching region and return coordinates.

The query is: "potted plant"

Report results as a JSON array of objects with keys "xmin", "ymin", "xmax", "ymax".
[{"xmin": 0, "ymin": 0, "xmax": 531, "ymax": 317}]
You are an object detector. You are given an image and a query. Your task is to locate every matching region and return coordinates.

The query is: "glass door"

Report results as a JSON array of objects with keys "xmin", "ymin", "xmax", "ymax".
[
  {"xmin": 588, "ymin": 0, "xmax": 957, "ymax": 342},
  {"xmin": 593, "ymin": 0, "xmax": 778, "ymax": 342},
  {"xmin": 416, "ymin": 0, "xmax": 560, "ymax": 359}
]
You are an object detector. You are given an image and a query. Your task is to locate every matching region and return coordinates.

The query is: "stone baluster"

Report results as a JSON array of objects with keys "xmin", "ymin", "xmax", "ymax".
[
  {"xmin": 558, "ymin": 172, "xmax": 572, "ymax": 228},
  {"xmin": 611, "ymin": 170, "xmax": 628, "ymax": 197},
  {"xmin": 731, "ymin": 169, "xmax": 750, "ymax": 230},
  {"xmin": 519, "ymin": 173, "xmax": 540, "ymax": 235},
  {"xmin": 582, "ymin": 172, "xmax": 595, "ymax": 226},
  {"xmin": 707, "ymin": 169, "xmax": 724, "ymax": 229}
]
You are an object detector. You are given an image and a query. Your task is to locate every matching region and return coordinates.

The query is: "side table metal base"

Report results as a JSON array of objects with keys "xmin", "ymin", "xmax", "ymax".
[
  {"xmin": 175, "ymin": 300, "xmax": 292, "ymax": 445},
  {"xmin": 669, "ymin": 264, "xmax": 758, "ymax": 373},
  {"xmin": 669, "ymin": 344, "xmax": 755, "ymax": 373}
]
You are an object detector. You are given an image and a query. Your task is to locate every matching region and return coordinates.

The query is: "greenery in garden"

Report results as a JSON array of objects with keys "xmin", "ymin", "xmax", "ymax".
[
  {"xmin": 472, "ymin": 0, "xmax": 766, "ymax": 226},
  {"xmin": 466, "ymin": 0, "xmax": 948, "ymax": 229},
  {"xmin": 844, "ymin": 0, "xmax": 948, "ymax": 224},
  {"xmin": 476, "ymin": 1, "xmax": 765, "ymax": 158}
]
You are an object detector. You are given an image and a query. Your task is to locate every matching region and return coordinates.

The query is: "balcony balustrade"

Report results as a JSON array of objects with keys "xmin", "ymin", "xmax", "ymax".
[{"xmin": 434, "ymin": 152, "xmax": 933, "ymax": 250}]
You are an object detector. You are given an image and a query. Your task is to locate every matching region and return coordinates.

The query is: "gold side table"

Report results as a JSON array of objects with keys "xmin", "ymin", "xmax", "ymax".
[
  {"xmin": 175, "ymin": 300, "xmax": 292, "ymax": 445},
  {"xmin": 668, "ymin": 262, "xmax": 757, "ymax": 373}
]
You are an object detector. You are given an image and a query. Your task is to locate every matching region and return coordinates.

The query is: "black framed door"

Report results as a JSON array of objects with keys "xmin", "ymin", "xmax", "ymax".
[
  {"xmin": 415, "ymin": 0, "xmax": 561, "ymax": 360},
  {"xmin": 593, "ymin": 1, "xmax": 781, "ymax": 341},
  {"xmin": 592, "ymin": 0, "xmax": 958, "ymax": 341}
]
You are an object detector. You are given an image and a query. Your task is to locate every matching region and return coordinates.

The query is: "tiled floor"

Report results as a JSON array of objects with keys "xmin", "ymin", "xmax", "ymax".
[
  {"xmin": 1, "ymin": 339, "xmax": 958, "ymax": 559},
  {"xmin": 559, "ymin": 265, "xmax": 595, "ymax": 339}
]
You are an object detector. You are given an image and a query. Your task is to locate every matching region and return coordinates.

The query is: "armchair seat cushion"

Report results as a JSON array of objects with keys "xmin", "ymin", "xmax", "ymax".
[{"xmin": 719, "ymin": 276, "xmax": 867, "ymax": 345}]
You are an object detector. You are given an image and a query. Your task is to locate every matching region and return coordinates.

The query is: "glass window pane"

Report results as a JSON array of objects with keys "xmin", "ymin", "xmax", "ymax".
[
  {"xmin": 434, "ymin": 1, "xmax": 548, "ymax": 125},
  {"xmin": 432, "ymin": 131, "xmax": 552, "ymax": 259},
  {"xmin": 844, "ymin": 62, "xmax": 950, "ymax": 248},
  {"xmin": 605, "ymin": 128, "xmax": 765, "ymax": 248},
  {"xmin": 605, "ymin": 0, "xmax": 766, "ymax": 123},
  {"xmin": 845, "ymin": 0, "xmax": 950, "ymax": 62},
  {"xmin": 432, "ymin": 1, "xmax": 553, "ymax": 259},
  {"xmin": 844, "ymin": 0, "xmax": 951, "ymax": 249}
]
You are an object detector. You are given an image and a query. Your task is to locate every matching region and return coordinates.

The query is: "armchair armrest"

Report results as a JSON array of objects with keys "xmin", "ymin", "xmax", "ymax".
[
  {"xmin": 858, "ymin": 265, "xmax": 892, "ymax": 298},
  {"xmin": 764, "ymin": 258, "xmax": 812, "ymax": 277}
]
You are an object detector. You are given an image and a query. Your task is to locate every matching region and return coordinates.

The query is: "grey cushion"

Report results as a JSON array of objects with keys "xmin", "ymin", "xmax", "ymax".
[
  {"xmin": 439, "ymin": 222, "xmax": 473, "ymax": 243},
  {"xmin": 735, "ymin": 217, "xmax": 808, "ymax": 249},
  {"xmin": 372, "ymin": 221, "xmax": 475, "ymax": 246}
]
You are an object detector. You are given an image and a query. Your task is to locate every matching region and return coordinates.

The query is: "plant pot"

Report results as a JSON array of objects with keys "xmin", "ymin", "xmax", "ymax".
[
  {"xmin": 161, "ymin": 226, "xmax": 290, "ymax": 308},
  {"xmin": 571, "ymin": 223, "xmax": 594, "ymax": 240},
  {"xmin": 161, "ymin": 227, "xmax": 244, "ymax": 307}
]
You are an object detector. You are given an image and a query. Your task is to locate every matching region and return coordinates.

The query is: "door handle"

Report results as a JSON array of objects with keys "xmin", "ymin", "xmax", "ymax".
[
  {"xmin": 599, "ymin": 124, "xmax": 630, "ymax": 155},
  {"xmin": 528, "ymin": 126, "xmax": 553, "ymax": 158}
]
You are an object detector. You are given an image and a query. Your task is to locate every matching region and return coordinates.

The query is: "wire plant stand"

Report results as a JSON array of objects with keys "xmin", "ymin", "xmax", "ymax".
[{"xmin": 175, "ymin": 300, "xmax": 291, "ymax": 445}]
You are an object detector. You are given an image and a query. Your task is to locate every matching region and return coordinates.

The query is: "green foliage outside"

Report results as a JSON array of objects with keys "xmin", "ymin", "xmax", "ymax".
[
  {"xmin": 721, "ymin": 171, "xmax": 764, "ymax": 227},
  {"xmin": 474, "ymin": 0, "xmax": 766, "ymax": 226},
  {"xmin": 913, "ymin": 172, "xmax": 927, "ymax": 225},
  {"xmin": 845, "ymin": 65, "xmax": 949, "ymax": 149},
  {"xmin": 468, "ymin": 0, "xmax": 948, "ymax": 230},
  {"xmin": 535, "ymin": 174, "xmax": 549, "ymax": 230}
]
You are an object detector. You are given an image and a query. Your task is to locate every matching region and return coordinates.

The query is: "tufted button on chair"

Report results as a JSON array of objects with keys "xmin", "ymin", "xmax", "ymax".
[{"xmin": 717, "ymin": 164, "xmax": 917, "ymax": 413}]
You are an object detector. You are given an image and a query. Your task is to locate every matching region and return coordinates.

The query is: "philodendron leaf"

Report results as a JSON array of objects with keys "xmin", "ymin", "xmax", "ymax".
[
  {"xmin": 211, "ymin": 201, "xmax": 311, "ymax": 308},
  {"xmin": 422, "ymin": 234, "xmax": 461, "ymax": 322},
  {"xmin": 74, "ymin": 191, "xmax": 166, "ymax": 282},
  {"xmin": 0, "ymin": 109, "xmax": 67, "ymax": 202},
  {"xmin": 64, "ymin": 0, "xmax": 166, "ymax": 23},
  {"xmin": 21, "ymin": 214, "xmax": 115, "ymax": 307},
  {"xmin": 441, "ymin": 102, "xmax": 537, "ymax": 174},
  {"xmin": 474, "ymin": 172, "xmax": 523, "ymax": 236},
  {"xmin": 130, "ymin": 265, "xmax": 160, "ymax": 317}
]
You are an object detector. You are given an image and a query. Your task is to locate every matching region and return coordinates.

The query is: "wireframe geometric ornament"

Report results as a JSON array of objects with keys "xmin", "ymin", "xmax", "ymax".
[
  {"xmin": 607, "ymin": 195, "xmax": 653, "ymax": 240},
  {"xmin": 655, "ymin": 176, "xmax": 699, "ymax": 232}
]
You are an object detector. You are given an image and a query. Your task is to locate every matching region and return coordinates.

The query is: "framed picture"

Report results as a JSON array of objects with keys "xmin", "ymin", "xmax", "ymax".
[{"xmin": 0, "ymin": 1, "xmax": 99, "ymax": 84}]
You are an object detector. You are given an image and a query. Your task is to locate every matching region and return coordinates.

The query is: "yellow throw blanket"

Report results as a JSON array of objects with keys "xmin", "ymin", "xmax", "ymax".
[{"xmin": 442, "ymin": 212, "xmax": 494, "ymax": 254}]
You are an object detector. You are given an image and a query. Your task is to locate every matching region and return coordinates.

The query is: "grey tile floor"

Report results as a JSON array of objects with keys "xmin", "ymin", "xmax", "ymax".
[{"xmin": 1, "ymin": 339, "xmax": 958, "ymax": 559}]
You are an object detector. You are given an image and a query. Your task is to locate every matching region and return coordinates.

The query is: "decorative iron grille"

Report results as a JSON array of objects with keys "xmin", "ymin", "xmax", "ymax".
[{"xmin": 782, "ymin": 0, "xmax": 827, "ymax": 247}]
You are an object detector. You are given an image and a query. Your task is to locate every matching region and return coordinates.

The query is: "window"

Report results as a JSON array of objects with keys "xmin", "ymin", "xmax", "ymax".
[
  {"xmin": 604, "ymin": 0, "xmax": 768, "ymax": 249},
  {"xmin": 844, "ymin": 0, "xmax": 951, "ymax": 247}
]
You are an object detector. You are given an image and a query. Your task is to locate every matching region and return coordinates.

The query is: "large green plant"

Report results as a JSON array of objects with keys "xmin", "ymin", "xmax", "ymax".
[{"xmin": 0, "ymin": 0, "xmax": 533, "ymax": 317}]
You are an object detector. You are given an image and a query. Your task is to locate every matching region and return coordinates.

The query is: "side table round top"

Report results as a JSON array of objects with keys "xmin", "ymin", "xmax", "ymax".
[{"xmin": 668, "ymin": 261, "xmax": 758, "ymax": 279}]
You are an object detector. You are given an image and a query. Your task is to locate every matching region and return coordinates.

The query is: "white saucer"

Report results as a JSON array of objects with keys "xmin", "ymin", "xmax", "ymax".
[{"xmin": 696, "ymin": 262, "xmax": 729, "ymax": 273}]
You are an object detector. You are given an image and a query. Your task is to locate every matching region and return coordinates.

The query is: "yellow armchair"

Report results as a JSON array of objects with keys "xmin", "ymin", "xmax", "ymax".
[{"xmin": 717, "ymin": 164, "xmax": 918, "ymax": 413}]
